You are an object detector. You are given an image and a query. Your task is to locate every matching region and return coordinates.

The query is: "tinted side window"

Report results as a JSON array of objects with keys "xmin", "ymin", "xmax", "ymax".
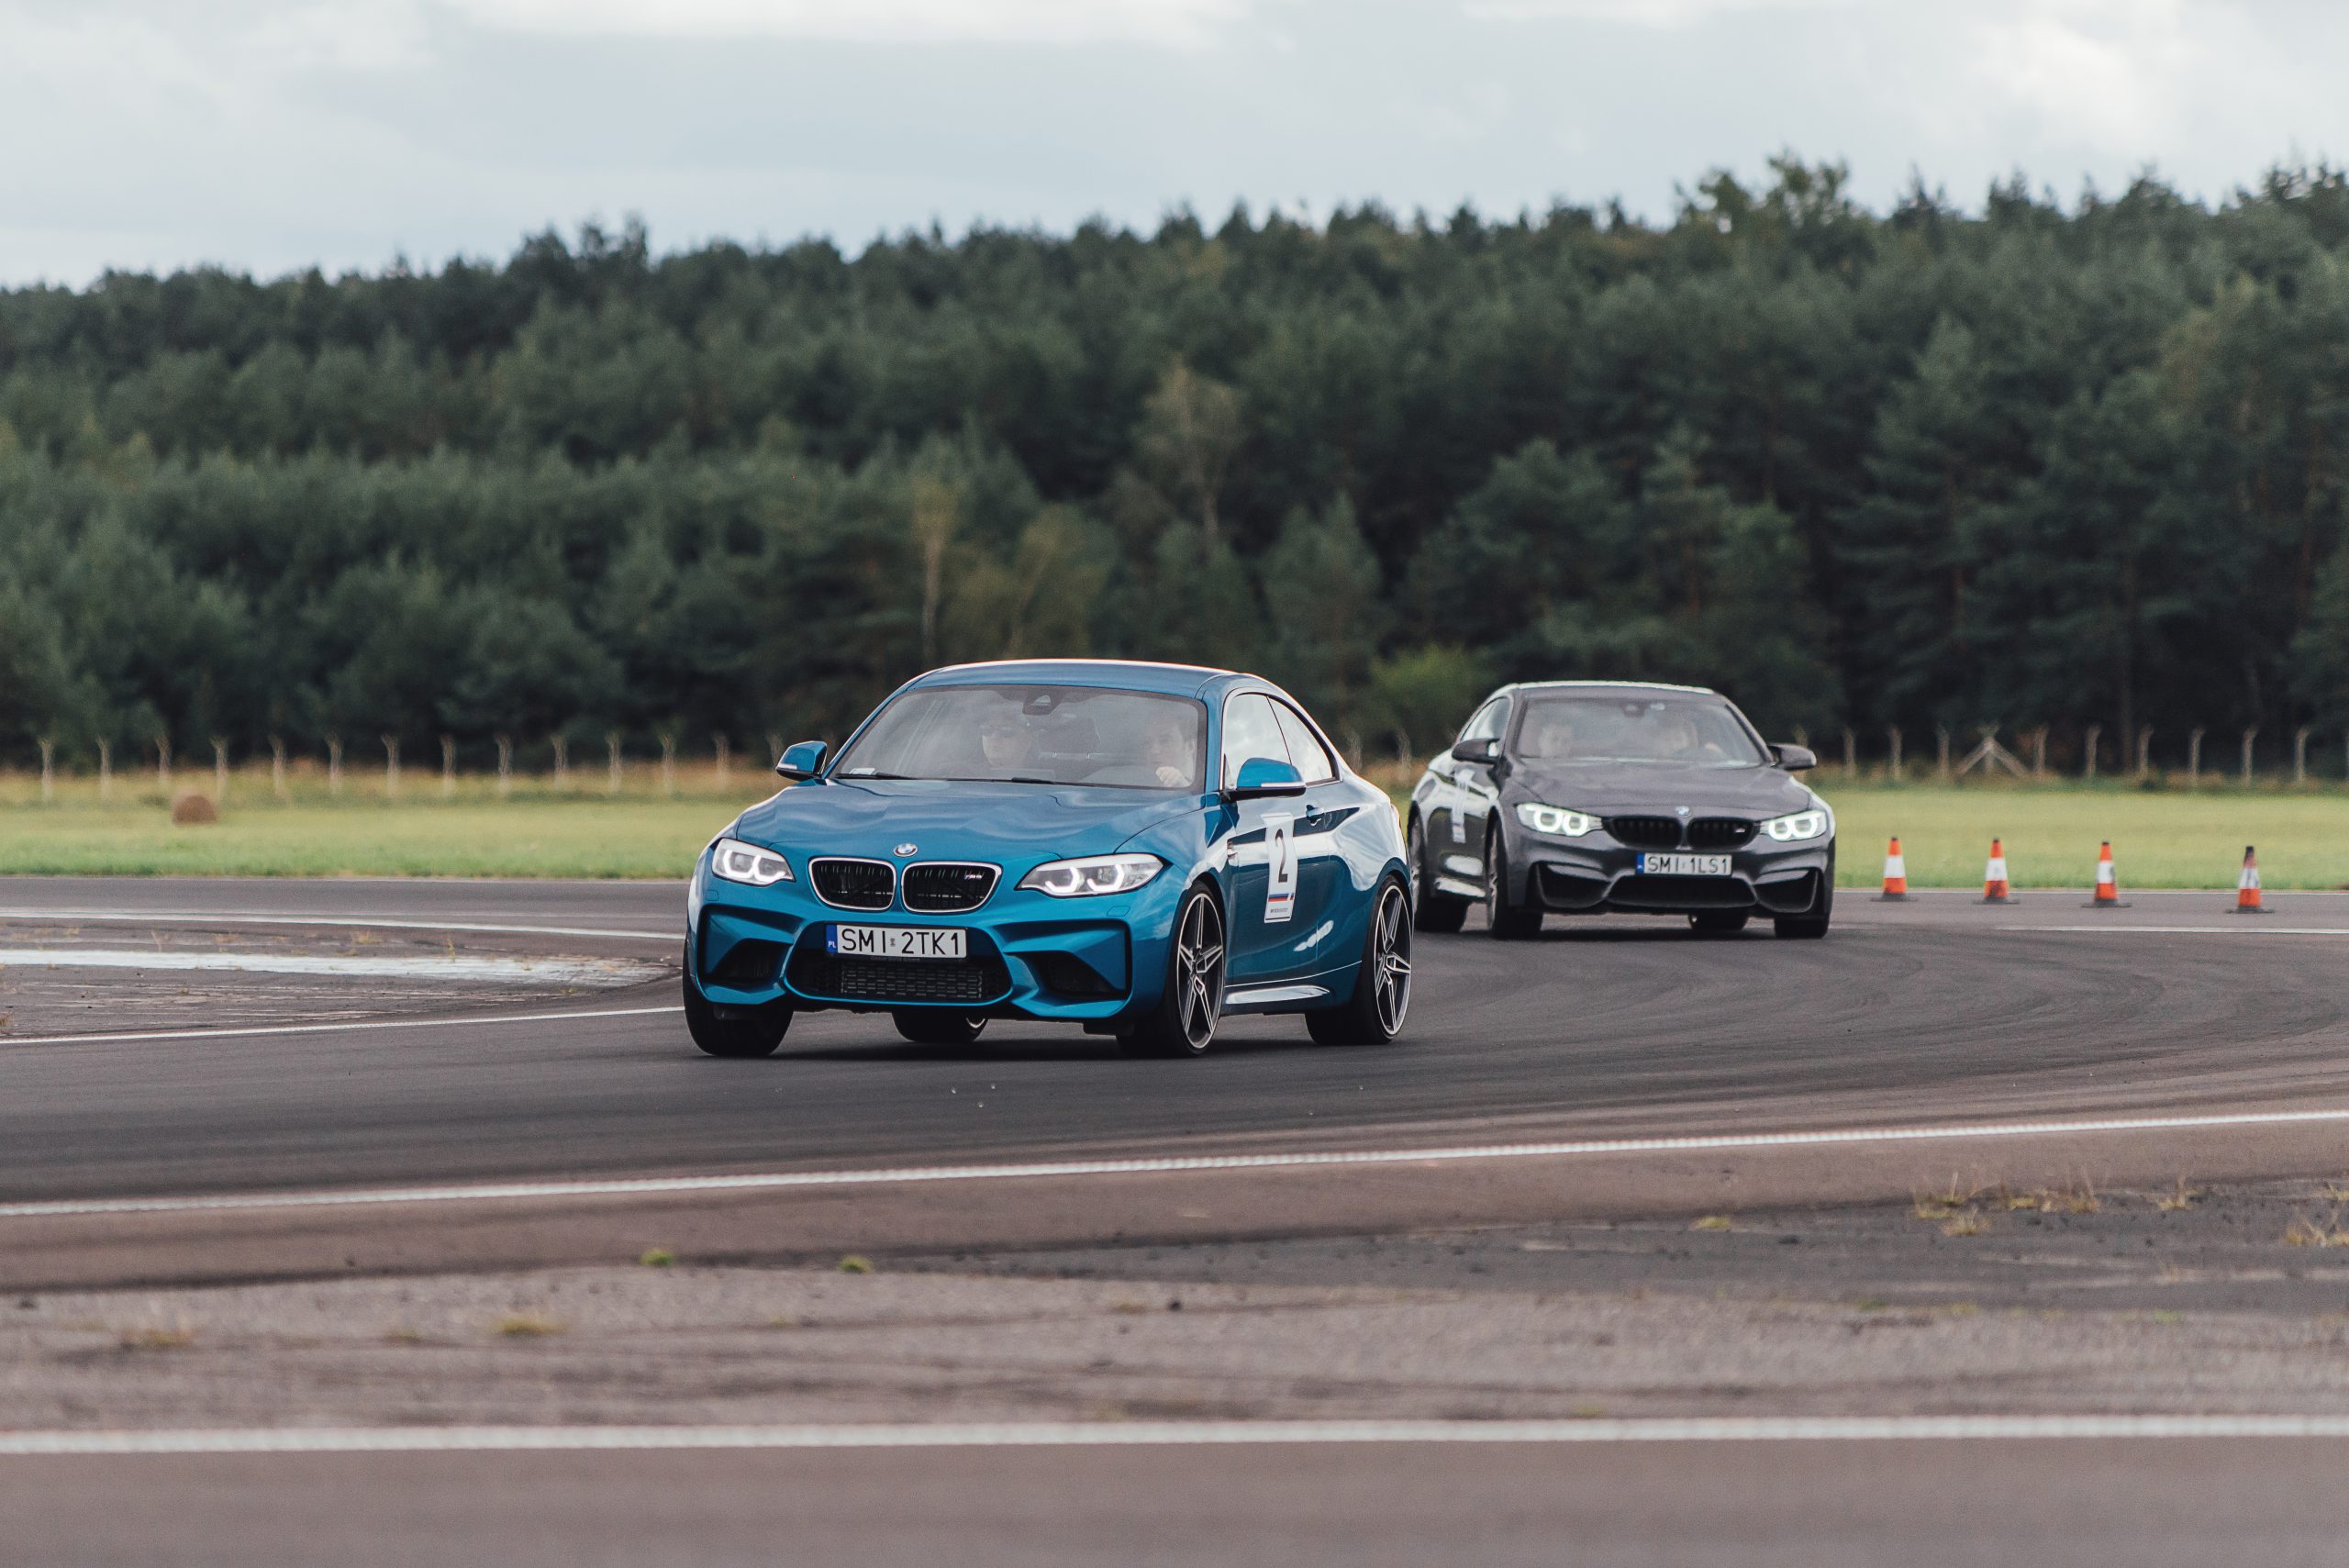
[
  {"xmin": 1272, "ymin": 702, "xmax": 1338, "ymax": 784},
  {"xmin": 1458, "ymin": 698, "xmax": 1509, "ymax": 746},
  {"xmin": 1220, "ymin": 694, "xmax": 1291, "ymax": 788}
]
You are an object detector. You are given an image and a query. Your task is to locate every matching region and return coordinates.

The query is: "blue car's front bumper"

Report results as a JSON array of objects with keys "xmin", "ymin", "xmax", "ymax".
[{"xmin": 685, "ymin": 859, "xmax": 1186, "ymax": 1024}]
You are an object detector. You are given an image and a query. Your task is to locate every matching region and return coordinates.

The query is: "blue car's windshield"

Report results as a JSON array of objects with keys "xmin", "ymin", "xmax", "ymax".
[
  {"xmin": 1515, "ymin": 695, "xmax": 1766, "ymax": 767},
  {"xmin": 832, "ymin": 684, "xmax": 1210, "ymax": 791}
]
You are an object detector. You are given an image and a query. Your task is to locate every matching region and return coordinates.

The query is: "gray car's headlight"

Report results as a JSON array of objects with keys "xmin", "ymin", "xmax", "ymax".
[
  {"xmin": 1018, "ymin": 853, "xmax": 1164, "ymax": 897},
  {"xmin": 1515, "ymin": 802, "xmax": 1600, "ymax": 838},
  {"xmin": 710, "ymin": 836, "xmax": 794, "ymax": 885},
  {"xmin": 1761, "ymin": 808, "xmax": 1831, "ymax": 842}
]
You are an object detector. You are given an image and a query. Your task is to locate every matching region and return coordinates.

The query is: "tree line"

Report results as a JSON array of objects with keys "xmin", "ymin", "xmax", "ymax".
[{"xmin": 6, "ymin": 156, "xmax": 2349, "ymax": 773}]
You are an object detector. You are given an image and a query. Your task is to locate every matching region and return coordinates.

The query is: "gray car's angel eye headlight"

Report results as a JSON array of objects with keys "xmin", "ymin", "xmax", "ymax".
[
  {"xmin": 1761, "ymin": 808, "xmax": 1832, "ymax": 842},
  {"xmin": 710, "ymin": 836, "xmax": 794, "ymax": 885},
  {"xmin": 1515, "ymin": 802, "xmax": 1600, "ymax": 838},
  {"xmin": 1018, "ymin": 853, "xmax": 1165, "ymax": 897}
]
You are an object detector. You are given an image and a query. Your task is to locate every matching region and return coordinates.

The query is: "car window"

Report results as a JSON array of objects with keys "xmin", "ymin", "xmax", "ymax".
[
  {"xmin": 831, "ymin": 684, "xmax": 1208, "ymax": 789},
  {"xmin": 1272, "ymin": 702, "xmax": 1338, "ymax": 784},
  {"xmin": 1458, "ymin": 698, "xmax": 1509, "ymax": 747},
  {"xmin": 1220, "ymin": 693, "xmax": 1292, "ymax": 788},
  {"xmin": 1513, "ymin": 695, "xmax": 1767, "ymax": 766}
]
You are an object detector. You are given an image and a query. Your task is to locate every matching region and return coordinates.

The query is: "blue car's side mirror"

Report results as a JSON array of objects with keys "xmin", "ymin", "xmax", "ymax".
[
  {"xmin": 1227, "ymin": 756, "xmax": 1306, "ymax": 800},
  {"xmin": 776, "ymin": 740, "xmax": 827, "ymax": 781}
]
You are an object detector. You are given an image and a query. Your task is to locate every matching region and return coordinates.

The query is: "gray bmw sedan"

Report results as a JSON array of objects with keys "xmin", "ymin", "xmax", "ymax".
[{"xmin": 1407, "ymin": 681, "xmax": 1834, "ymax": 940}]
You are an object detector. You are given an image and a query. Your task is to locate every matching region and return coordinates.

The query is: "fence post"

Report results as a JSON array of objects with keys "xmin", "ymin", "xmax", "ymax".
[
  {"xmin": 768, "ymin": 733, "xmax": 785, "ymax": 768},
  {"xmin": 327, "ymin": 736, "xmax": 343, "ymax": 797},
  {"xmin": 1841, "ymin": 728, "xmax": 1856, "ymax": 775},
  {"xmin": 156, "ymin": 735, "xmax": 171, "ymax": 791},
  {"xmin": 496, "ymin": 735, "xmax": 513, "ymax": 798},
  {"xmin": 213, "ymin": 738, "xmax": 228, "ymax": 804},
  {"xmin": 1886, "ymin": 727, "xmax": 1902, "ymax": 783},
  {"xmin": 713, "ymin": 733, "xmax": 729, "ymax": 785},
  {"xmin": 2029, "ymin": 724, "xmax": 2049, "ymax": 779},
  {"xmin": 551, "ymin": 734, "xmax": 569, "ymax": 785},
  {"xmin": 2240, "ymin": 726, "xmax": 2257, "ymax": 788},
  {"xmin": 271, "ymin": 736, "xmax": 287, "ymax": 801},
  {"xmin": 607, "ymin": 732, "xmax": 623, "ymax": 795},
  {"xmin": 659, "ymin": 732, "xmax": 677, "ymax": 796},
  {"xmin": 97, "ymin": 738, "xmax": 112, "ymax": 803},
  {"xmin": 2295, "ymin": 726, "xmax": 2310, "ymax": 787},
  {"xmin": 2186, "ymin": 726, "xmax": 2204, "ymax": 787},
  {"xmin": 1934, "ymin": 724, "xmax": 1952, "ymax": 781},
  {"xmin": 38, "ymin": 739, "xmax": 53, "ymax": 804},
  {"xmin": 382, "ymin": 735, "xmax": 400, "ymax": 799},
  {"xmin": 2082, "ymin": 724, "xmax": 2101, "ymax": 782},
  {"xmin": 2135, "ymin": 726, "xmax": 2153, "ymax": 778}
]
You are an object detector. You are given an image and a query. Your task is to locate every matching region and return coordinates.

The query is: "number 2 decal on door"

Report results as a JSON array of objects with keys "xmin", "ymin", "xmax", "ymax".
[{"xmin": 1264, "ymin": 812, "xmax": 1297, "ymax": 924}]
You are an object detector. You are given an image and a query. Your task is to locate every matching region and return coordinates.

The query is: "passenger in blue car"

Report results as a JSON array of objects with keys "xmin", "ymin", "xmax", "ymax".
[{"xmin": 684, "ymin": 661, "xmax": 1412, "ymax": 1061}]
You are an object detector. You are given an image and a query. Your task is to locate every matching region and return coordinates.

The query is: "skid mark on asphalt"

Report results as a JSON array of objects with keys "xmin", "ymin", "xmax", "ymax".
[
  {"xmin": 8, "ymin": 1416, "xmax": 2349, "ymax": 1455},
  {"xmin": 0, "ymin": 910, "xmax": 674, "ymax": 942},
  {"xmin": 0, "ymin": 949, "xmax": 660, "ymax": 984},
  {"xmin": 10, "ymin": 1103, "xmax": 2349, "ymax": 1219}
]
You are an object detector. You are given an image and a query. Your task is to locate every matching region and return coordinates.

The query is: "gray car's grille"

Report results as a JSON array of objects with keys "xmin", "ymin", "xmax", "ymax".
[
  {"xmin": 1687, "ymin": 817, "xmax": 1757, "ymax": 850},
  {"xmin": 1605, "ymin": 816, "xmax": 1683, "ymax": 851},
  {"xmin": 810, "ymin": 858, "xmax": 895, "ymax": 910},
  {"xmin": 901, "ymin": 862, "xmax": 998, "ymax": 913}
]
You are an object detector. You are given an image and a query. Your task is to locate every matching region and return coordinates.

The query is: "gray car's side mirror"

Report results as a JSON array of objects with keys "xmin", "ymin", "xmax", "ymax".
[
  {"xmin": 1450, "ymin": 737, "xmax": 1499, "ymax": 765},
  {"xmin": 775, "ymin": 740, "xmax": 828, "ymax": 780},
  {"xmin": 1772, "ymin": 743, "xmax": 1817, "ymax": 771}
]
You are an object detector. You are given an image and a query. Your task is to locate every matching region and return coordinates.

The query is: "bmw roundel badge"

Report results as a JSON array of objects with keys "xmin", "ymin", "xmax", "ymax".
[{"xmin": 893, "ymin": 842, "xmax": 919, "ymax": 857}]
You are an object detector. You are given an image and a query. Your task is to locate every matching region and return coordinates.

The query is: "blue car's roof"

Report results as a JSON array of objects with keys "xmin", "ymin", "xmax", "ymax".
[{"xmin": 911, "ymin": 659, "xmax": 1246, "ymax": 699}]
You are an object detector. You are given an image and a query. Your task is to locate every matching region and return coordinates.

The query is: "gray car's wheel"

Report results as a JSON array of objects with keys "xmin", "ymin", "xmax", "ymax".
[
  {"xmin": 1409, "ymin": 817, "xmax": 1470, "ymax": 933},
  {"xmin": 1122, "ymin": 884, "xmax": 1226, "ymax": 1057},
  {"xmin": 1774, "ymin": 877, "xmax": 1834, "ymax": 940},
  {"xmin": 1483, "ymin": 830, "xmax": 1543, "ymax": 939},
  {"xmin": 1307, "ymin": 876, "xmax": 1413, "ymax": 1046}
]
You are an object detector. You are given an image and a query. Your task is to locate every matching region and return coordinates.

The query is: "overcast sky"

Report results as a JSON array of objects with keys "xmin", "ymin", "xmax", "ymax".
[{"xmin": 5, "ymin": 0, "xmax": 2345, "ymax": 285}]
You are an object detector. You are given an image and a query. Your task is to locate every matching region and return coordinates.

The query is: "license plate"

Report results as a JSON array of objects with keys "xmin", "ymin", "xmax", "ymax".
[
  {"xmin": 826, "ymin": 925, "xmax": 966, "ymax": 961},
  {"xmin": 1639, "ymin": 853, "xmax": 1731, "ymax": 876}
]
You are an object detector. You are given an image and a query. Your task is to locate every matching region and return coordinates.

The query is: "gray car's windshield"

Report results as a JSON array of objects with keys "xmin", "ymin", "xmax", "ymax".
[
  {"xmin": 1514, "ymin": 695, "xmax": 1766, "ymax": 767},
  {"xmin": 831, "ymin": 684, "xmax": 1209, "ymax": 790}
]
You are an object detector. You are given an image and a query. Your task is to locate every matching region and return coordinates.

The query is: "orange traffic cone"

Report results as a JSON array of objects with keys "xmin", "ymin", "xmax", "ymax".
[
  {"xmin": 2084, "ymin": 840, "xmax": 2128, "ymax": 909},
  {"xmin": 2232, "ymin": 845, "xmax": 2268, "ymax": 914},
  {"xmin": 1875, "ymin": 837, "xmax": 1909, "ymax": 901},
  {"xmin": 1980, "ymin": 839, "xmax": 2014, "ymax": 904}
]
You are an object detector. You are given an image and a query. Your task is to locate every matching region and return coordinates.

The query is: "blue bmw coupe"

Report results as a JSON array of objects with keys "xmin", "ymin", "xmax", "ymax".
[{"xmin": 685, "ymin": 660, "xmax": 1414, "ymax": 1058}]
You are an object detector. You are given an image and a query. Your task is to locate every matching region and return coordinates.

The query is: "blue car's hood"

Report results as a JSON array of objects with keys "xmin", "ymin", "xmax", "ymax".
[{"xmin": 732, "ymin": 779, "xmax": 1200, "ymax": 862}]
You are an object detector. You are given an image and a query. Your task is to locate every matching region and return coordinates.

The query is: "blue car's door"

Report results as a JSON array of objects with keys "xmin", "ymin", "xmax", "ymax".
[{"xmin": 1220, "ymin": 694, "xmax": 1341, "ymax": 987}]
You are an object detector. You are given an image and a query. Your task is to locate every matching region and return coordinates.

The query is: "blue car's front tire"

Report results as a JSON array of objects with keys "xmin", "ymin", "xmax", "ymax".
[
  {"xmin": 684, "ymin": 949, "xmax": 792, "ymax": 1059},
  {"xmin": 1121, "ymin": 882, "xmax": 1227, "ymax": 1058}
]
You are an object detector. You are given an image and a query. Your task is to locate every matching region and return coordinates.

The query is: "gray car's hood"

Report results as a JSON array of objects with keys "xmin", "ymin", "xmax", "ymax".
[{"xmin": 1504, "ymin": 760, "xmax": 1818, "ymax": 818}]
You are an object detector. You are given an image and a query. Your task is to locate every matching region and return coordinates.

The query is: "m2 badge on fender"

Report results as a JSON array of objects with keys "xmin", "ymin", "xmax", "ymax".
[{"xmin": 1264, "ymin": 812, "xmax": 1297, "ymax": 923}]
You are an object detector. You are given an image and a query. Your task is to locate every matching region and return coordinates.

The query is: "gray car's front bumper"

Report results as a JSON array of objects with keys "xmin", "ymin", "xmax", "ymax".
[{"xmin": 1511, "ymin": 832, "xmax": 1834, "ymax": 917}]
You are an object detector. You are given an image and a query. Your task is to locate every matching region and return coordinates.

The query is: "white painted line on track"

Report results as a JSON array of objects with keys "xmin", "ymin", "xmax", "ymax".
[
  {"xmin": 2011, "ymin": 925, "xmax": 2349, "ymax": 937},
  {"xmin": 0, "ymin": 1005, "xmax": 678, "ymax": 1051},
  {"xmin": 0, "ymin": 909, "xmax": 674, "ymax": 942},
  {"xmin": 10, "ymin": 1103, "xmax": 2349, "ymax": 1220},
  {"xmin": 0, "ymin": 949, "xmax": 662, "ymax": 984},
  {"xmin": 6, "ymin": 1416, "xmax": 2349, "ymax": 1456}
]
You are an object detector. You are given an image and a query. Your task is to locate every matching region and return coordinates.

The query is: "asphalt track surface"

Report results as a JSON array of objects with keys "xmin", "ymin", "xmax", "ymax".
[
  {"xmin": 8, "ymin": 876, "xmax": 2349, "ymax": 1205},
  {"xmin": 14, "ymin": 875, "xmax": 2349, "ymax": 1566}
]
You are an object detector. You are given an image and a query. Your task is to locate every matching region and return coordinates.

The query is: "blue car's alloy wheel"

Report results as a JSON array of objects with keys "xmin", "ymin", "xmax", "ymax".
[
  {"xmin": 1308, "ymin": 877, "xmax": 1412, "ymax": 1046},
  {"xmin": 1124, "ymin": 885, "xmax": 1226, "ymax": 1057}
]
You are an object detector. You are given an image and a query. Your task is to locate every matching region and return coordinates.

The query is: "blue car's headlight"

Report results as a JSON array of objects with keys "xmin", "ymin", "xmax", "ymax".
[
  {"xmin": 1018, "ymin": 854, "xmax": 1165, "ymax": 897},
  {"xmin": 1761, "ymin": 808, "xmax": 1831, "ymax": 842},
  {"xmin": 1515, "ymin": 802, "xmax": 1600, "ymax": 838},
  {"xmin": 710, "ymin": 836, "xmax": 794, "ymax": 885}
]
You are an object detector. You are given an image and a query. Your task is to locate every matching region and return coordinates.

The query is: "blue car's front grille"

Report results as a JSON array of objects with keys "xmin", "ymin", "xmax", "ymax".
[
  {"xmin": 811, "ymin": 857, "xmax": 896, "ymax": 910},
  {"xmin": 902, "ymin": 862, "xmax": 997, "ymax": 913},
  {"xmin": 790, "ymin": 954, "xmax": 1010, "ymax": 1006}
]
